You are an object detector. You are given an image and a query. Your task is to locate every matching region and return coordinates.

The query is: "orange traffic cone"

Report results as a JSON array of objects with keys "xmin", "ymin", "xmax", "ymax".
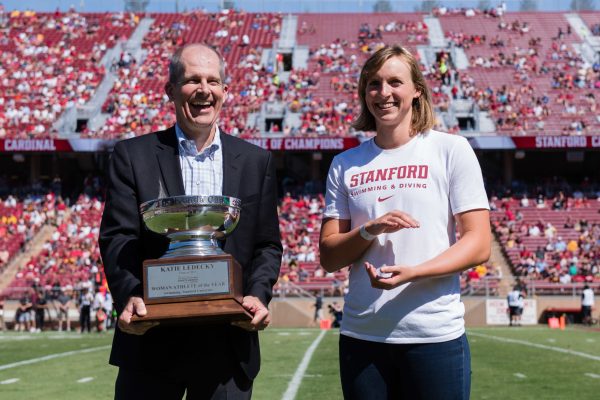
[
  {"xmin": 320, "ymin": 319, "xmax": 332, "ymax": 330},
  {"xmin": 547, "ymin": 317, "xmax": 559, "ymax": 329}
]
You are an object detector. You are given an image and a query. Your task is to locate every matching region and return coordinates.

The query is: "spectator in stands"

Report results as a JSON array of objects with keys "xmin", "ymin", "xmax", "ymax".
[
  {"xmin": 320, "ymin": 45, "xmax": 490, "ymax": 399},
  {"xmin": 555, "ymin": 237, "xmax": 567, "ymax": 252},
  {"xmin": 564, "ymin": 217, "xmax": 574, "ymax": 229},
  {"xmin": 536, "ymin": 194, "xmax": 546, "ymax": 208},
  {"xmin": 99, "ymin": 43, "xmax": 282, "ymax": 399},
  {"xmin": 544, "ymin": 223, "xmax": 557, "ymax": 239},
  {"xmin": 528, "ymin": 223, "xmax": 541, "ymax": 237}
]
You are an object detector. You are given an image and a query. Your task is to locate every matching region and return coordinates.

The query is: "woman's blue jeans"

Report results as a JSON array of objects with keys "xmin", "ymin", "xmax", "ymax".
[{"xmin": 340, "ymin": 333, "xmax": 471, "ymax": 400}]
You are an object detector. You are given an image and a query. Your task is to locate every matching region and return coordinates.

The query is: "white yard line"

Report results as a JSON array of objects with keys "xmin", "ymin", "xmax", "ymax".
[
  {"xmin": 77, "ymin": 377, "xmax": 94, "ymax": 383},
  {"xmin": 0, "ymin": 345, "xmax": 111, "ymax": 371},
  {"xmin": 0, "ymin": 378, "xmax": 20, "ymax": 384},
  {"xmin": 469, "ymin": 332, "xmax": 600, "ymax": 362},
  {"xmin": 281, "ymin": 330, "xmax": 327, "ymax": 400},
  {"xmin": 584, "ymin": 373, "xmax": 600, "ymax": 379},
  {"xmin": 513, "ymin": 373, "xmax": 527, "ymax": 379}
]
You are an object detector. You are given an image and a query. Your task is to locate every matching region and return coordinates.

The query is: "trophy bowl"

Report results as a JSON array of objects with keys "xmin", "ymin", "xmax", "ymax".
[{"xmin": 140, "ymin": 195, "xmax": 241, "ymax": 258}]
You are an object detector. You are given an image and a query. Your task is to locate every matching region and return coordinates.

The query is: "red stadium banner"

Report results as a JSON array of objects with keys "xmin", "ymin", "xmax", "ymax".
[
  {"xmin": 244, "ymin": 137, "xmax": 360, "ymax": 151},
  {"xmin": 0, "ymin": 137, "xmax": 360, "ymax": 152},
  {"xmin": 3, "ymin": 136, "xmax": 599, "ymax": 152},
  {"xmin": 512, "ymin": 136, "xmax": 600, "ymax": 149},
  {"xmin": 0, "ymin": 139, "xmax": 71, "ymax": 152},
  {"xmin": 0, "ymin": 139, "xmax": 117, "ymax": 152}
]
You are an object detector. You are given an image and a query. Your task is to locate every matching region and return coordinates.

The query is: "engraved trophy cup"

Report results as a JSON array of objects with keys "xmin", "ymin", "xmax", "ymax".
[{"xmin": 131, "ymin": 195, "xmax": 251, "ymax": 324}]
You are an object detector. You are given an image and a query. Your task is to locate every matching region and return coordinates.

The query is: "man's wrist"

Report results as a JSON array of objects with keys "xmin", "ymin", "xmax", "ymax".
[{"xmin": 359, "ymin": 224, "xmax": 377, "ymax": 241}]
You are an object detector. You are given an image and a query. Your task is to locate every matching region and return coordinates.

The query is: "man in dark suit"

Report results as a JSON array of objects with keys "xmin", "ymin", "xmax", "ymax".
[{"xmin": 99, "ymin": 43, "xmax": 282, "ymax": 399}]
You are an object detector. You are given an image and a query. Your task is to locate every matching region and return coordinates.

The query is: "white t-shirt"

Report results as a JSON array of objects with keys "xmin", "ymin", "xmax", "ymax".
[
  {"xmin": 324, "ymin": 130, "xmax": 489, "ymax": 344},
  {"xmin": 582, "ymin": 288, "xmax": 595, "ymax": 307},
  {"xmin": 507, "ymin": 290, "xmax": 523, "ymax": 307}
]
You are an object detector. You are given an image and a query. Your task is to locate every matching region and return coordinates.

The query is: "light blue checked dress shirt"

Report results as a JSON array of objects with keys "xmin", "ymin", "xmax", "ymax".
[{"xmin": 175, "ymin": 124, "xmax": 223, "ymax": 196}]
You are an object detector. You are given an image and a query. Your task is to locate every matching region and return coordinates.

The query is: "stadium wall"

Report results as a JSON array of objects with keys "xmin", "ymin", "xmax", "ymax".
[
  {"xmin": 1, "ymin": 297, "xmax": 598, "ymax": 329},
  {"xmin": 269, "ymin": 297, "xmax": 600, "ymax": 328}
]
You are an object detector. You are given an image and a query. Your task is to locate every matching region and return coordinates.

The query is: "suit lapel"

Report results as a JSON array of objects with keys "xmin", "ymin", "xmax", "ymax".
[
  {"xmin": 156, "ymin": 127, "xmax": 185, "ymax": 197},
  {"xmin": 221, "ymin": 132, "xmax": 242, "ymax": 198}
]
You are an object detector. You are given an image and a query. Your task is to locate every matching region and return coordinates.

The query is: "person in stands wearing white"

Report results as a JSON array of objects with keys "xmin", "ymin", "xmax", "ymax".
[{"xmin": 319, "ymin": 45, "xmax": 491, "ymax": 400}]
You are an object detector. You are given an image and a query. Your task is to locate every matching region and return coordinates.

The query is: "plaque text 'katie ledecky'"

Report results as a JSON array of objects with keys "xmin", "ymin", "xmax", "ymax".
[{"xmin": 146, "ymin": 261, "xmax": 230, "ymax": 299}]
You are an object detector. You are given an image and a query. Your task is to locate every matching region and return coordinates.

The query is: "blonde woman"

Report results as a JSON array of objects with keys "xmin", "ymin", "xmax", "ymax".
[{"xmin": 320, "ymin": 45, "xmax": 491, "ymax": 399}]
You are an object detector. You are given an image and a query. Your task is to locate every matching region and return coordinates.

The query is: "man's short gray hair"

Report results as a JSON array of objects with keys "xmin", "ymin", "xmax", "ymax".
[{"xmin": 168, "ymin": 43, "xmax": 227, "ymax": 84}]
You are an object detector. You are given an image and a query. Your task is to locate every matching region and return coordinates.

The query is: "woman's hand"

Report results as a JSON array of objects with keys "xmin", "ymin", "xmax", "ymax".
[
  {"xmin": 365, "ymin": 262, "xmax": 417, "ymax": 290},
  {"xmin": 364, "ymin": 210, "xmax": 419, "ymax": 236}
]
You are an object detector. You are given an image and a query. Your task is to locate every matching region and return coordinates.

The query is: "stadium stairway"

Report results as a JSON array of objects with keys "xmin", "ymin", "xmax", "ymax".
[
  {"xmin": 0, "ymin": 224, "xmax": 55, "ymax": 292},
  {"xmin": 57, "ymin": 17, "xmax": 156, "ymax": 136},
  {"xmin": 278, "ymin": 14, "xmax": 298, "ymax": 49},
  {"xmin": 566, "ymin": 13, "xmax": 600, "ymax": 47},
  {"xmin": 565, "ymin": 13, "xmax": 599, "ymax": 64},
  {"xmin": 489, "ymin": 236, "xmax": 515, "ymax": 298},
  {"xmin": 424, "ymin": 15, "xmax": 446, "ymax": 48}
]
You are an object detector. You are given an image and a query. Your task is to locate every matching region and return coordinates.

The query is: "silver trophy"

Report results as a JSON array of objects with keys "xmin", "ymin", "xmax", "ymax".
[
  {"xmin": 140, "ymin": 195, "xmax": 241, "ymax": 257},
  {"xmin": 133, "ymin": 195, "xmax": 250, "ymax": 324}
]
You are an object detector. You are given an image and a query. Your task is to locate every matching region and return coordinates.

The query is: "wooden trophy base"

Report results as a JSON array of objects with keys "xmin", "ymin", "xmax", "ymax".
[
  {"xmin": 132, "ymin": 298, "xmax": 252, "ymax": 325},
  {"xmin": 131, "ymin": 254, "xmax": 252, "ymax": 325}
]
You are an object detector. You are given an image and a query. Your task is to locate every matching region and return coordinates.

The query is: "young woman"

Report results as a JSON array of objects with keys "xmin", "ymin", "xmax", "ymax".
[{"xmin": 319, "ymin": 45, "xmax": 491, "ymax": 399}]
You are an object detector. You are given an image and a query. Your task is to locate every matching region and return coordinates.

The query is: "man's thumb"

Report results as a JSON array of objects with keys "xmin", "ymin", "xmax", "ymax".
[{"xmin": 133, "ymin": 299, "xmax": 147, "ymax": 316}]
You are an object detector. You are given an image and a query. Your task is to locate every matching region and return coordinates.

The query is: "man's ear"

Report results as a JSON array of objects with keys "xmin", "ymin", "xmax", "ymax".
[{"xmin": 165, "ymin": 81, "xmax": 174, "ymax": 101}]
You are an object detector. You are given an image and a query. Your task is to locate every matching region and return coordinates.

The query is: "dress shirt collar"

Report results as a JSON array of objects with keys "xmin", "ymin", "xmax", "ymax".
[{"xmin": 175, "ymin": 124, "xmax": 221, "ymax": 160}]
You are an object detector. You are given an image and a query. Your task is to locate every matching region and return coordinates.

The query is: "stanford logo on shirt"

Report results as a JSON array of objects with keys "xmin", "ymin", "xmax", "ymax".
[{"xmin": 350, "ymin": 165, "xmax": 429, "ymax": 188}]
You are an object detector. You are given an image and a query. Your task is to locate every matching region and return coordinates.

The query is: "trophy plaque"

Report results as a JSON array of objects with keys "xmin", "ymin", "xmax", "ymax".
[{"xmin": 131, "ymin": 195, "xmax": 252, "ymax": 324}]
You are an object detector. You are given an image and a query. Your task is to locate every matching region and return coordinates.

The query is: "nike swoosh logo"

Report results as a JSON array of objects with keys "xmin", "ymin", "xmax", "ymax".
[{"xmin": 377, "ymin": 195, "xmax": 394, "ymax": 202}]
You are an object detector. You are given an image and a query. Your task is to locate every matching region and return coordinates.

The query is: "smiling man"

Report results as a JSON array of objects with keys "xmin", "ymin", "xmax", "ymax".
[{"xmin": 99, "ymin": 43, "xmax": 282, "ymax": 399}]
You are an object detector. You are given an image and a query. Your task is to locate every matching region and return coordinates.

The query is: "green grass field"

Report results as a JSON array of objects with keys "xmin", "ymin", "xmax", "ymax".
[{"xmin": 0, "ymin": 326, "xmax": 599, "ymax": 399}]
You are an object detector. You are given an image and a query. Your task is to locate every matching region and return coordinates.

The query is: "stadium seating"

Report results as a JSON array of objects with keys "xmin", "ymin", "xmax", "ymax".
[
  {"xmin": 1, "ymin": 193, "xmax": 351, "ymax": 299},
  {"xmin": 438, "ymin": 12, "xmax": 600, "ymax": 136},
  {"xmin": 2, "ymin": 9, "xmax": 598, "ymax": 139},
  {"xmin": 4, "ymin": 195, "xmax": 103, "ymax": 298},
  {"xmin": 0, "ymin": 10, "xmax": 138, "ymax": 138},
  {"xmin": 87, "ymin": 10, "xmax": 282, "ymax": 138},
  {"xmin": 0, "ymin": 193, "xmax": 57, "ymax": 273},
  {"xmin": 490, "ymin": 196, "xmax": 600, "ymax": 294}
]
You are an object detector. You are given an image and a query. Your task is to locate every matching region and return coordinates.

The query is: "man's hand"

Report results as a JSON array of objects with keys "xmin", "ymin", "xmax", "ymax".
[
  {"xmin": 118, "ymin": 296, "xmax": 159, "ymax": 335},
  {"xmin": 231, "ymin": 296, "xmax": 271, "ymax": 332}
]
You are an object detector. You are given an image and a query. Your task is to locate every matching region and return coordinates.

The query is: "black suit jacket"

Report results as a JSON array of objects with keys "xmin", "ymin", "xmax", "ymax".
[{"xmin": 99, "ymin": 127, "xmax": 282, "ymax": 379}]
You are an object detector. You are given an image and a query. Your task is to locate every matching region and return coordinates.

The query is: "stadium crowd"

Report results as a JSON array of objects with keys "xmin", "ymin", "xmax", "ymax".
[
  {"xmin": 0, "ymin": 7, "xmax": 599, "ymax": 139},
  {"xmin": 0, "ymin": 7, "xmax": 138, "ymax": 139},
  {"xmin": 490, "ymin": 183, "xmax": 600, "ymax": 285},
  {"xmin": 0, "ymin": 192, "xmax": 64, "ymax": 272},
  {"xmin": 2, "ymin": 178, "xmax": 597, "ymax": 332},
  {"xmin": 85, "ymin": 10, "xmax": 282, "ymax": 138}
]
